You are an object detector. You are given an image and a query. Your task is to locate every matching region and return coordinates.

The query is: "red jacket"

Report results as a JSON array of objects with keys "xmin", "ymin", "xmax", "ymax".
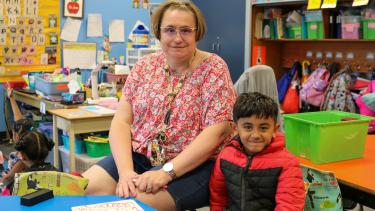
[{"xmin": 210, "ymin": 133, "xmax": 305, "ymax": 211}]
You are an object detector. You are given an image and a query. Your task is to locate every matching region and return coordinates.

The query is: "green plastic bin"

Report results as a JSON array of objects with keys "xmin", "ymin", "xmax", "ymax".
[
  {"xmin": 288, "ymin": 26, "xmax": 302, "ymax": 39},
  {"xmin": 306, "ymin": 21, "xmax": 324, "ymax": 39},
  {"xmin": 84, "ymin": 140, "xmax": 111, "ymax": 158},
  {"xmin": 283, "ymin": 111, "xmax": 374, "ymax": 164},
  {"xmin": 362, "ymin": 19, "xmax": 375, "ymax": 40}
]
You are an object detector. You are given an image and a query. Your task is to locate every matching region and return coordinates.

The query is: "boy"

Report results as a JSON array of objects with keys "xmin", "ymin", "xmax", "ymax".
[{"xmin": 210, "ymin": 92, "xmax": 305, "ymax": 211}]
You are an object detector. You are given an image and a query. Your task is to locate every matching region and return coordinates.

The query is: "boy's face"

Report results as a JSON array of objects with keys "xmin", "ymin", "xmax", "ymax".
[{"xmin": 235, "ymin": 115, "xmax": 279, "ymax": 154}]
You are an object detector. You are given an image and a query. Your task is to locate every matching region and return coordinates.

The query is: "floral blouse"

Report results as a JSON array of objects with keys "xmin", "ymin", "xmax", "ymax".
[{"xmin": 123, "ymin": 51, "xmax": 236, "ymax": 161}]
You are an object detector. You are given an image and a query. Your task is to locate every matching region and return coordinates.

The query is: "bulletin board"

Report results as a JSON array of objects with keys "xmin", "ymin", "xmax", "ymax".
[{"xmin": 0, "ymin": 0, "xmax": 61, "ymax": 82}]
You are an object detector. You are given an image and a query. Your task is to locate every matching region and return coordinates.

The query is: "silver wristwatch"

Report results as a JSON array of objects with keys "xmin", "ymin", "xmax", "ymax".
[{"xmin": 162, "ymin": 162, "xmax": 177, "ymax": 180}]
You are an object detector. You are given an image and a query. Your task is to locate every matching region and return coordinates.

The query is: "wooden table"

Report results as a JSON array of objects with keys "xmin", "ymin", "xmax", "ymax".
[
  {"xmin": 12, "ymin": 90, "xmax": 77, "ymax": 110},
  {"xmin": 49, "ymin": 109, "xmax": 114, "ymax": 172},
  {"xmin": 298, "ymin": 135, "xmax": 375, "ymax": 208}
]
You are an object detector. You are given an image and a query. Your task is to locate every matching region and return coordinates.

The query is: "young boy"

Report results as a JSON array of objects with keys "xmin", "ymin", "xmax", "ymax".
[{"xmin": 210, "ymin": 92, "xmax": 305, "ymax": 211}]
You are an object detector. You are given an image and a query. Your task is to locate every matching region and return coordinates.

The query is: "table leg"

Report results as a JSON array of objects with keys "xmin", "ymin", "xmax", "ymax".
[
  {"xmin": 53, "ymin": 115, "xmax": 59, "ymax": 169},
  {"xmin": 69, "ymin": 127, "xmax": 76, "ymax": 172}
]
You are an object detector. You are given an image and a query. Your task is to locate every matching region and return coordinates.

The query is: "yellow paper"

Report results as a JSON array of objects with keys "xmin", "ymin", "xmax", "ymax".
[
  {"xmin": 321, "ymin": 0, "xmax": 337, "ymax": 8},
  {"xmin": 352, "ymin": 0, "xmax": 369, "ymax": 7},
  {"xmin": 307, "ymin": 0, "xmax": 322, "ymax": 10}
]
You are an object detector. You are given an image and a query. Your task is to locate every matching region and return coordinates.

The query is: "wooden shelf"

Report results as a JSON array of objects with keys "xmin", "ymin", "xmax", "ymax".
[{"xmin": 256, "ymin": 38, "xmax": 375, "ymax": 42}]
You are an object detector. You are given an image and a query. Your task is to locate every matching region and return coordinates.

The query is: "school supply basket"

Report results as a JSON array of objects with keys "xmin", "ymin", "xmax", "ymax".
[
  {"xmin": 284, "ymin": 111, "xmax": 374, "ymax": 164},
  {"xmin": 84, "ymin": 136, "xmax": 111, "ymax": 158},
  {"xmin": 35, "ymin": 76, "xmax": 69, "ymax": 95}
]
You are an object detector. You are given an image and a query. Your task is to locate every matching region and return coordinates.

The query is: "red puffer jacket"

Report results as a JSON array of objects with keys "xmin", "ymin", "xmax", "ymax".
[{"xmin": 210, "ymin": 133, "xmax": 305, "ymax": 211}]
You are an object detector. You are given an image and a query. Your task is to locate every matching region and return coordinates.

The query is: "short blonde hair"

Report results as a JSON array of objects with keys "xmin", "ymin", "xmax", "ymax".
[{"xmin": 151, "ymin": 0, "xmax": 206, "ymax": 41}]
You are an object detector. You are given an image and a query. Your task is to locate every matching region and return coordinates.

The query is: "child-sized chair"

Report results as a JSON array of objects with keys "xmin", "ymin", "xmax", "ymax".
[{"xmin": 12, "ymin": 171, "xmax": 88, "ymax": 196}]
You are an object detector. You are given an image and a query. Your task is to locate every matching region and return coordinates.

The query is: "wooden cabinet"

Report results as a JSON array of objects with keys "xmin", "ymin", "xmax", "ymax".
[{"xmin": 250, "ymin": 0, "xmax": 375, "ymax": 79}]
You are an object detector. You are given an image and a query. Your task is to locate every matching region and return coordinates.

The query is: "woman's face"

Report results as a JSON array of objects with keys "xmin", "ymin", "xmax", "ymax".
[{"xmin": 159, "ymin": 9, "xmax": 197, "ymax": 61}]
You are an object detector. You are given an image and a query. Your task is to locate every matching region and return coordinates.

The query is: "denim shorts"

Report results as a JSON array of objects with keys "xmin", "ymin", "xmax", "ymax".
[{"xmin": 97, "ymin": 153, "xmax": 214, "ymax": 211}]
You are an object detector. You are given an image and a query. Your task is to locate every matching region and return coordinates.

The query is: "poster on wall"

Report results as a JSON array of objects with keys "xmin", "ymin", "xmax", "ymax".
[{"xmin": 64, "ymin": 0, "xmax": 84, "ymax": 19}]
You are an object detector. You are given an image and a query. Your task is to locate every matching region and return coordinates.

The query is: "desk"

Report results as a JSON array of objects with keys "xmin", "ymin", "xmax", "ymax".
[
  {"xmin": 49, "ymin": 109, "xmax": 114, "ymax": 172},
  {"xmin": 12, "ymin": 90, "xmax": 78, "ymax": 111},
  {"xmin": 298, "ymin": 135, "xmax": 375, "ymax": 208},
  {"xmin": 0, "ymin": 196, "xmax": 156, "ymax": 211}
]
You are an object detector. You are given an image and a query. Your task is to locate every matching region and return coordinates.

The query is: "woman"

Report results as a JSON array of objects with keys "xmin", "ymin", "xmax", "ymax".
[{"xmin": 83, "ymin": 1, "xmax": 236, "ymax": 210}]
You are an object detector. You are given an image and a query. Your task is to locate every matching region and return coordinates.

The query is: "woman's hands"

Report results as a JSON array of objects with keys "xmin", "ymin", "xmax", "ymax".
[
  {"xmin": 133, "ymin": 170, "xmax": 171, "ymax": 194},
  {"xmin": 116, "ymin": 170, "xmax": 139, "ymax": 198}
]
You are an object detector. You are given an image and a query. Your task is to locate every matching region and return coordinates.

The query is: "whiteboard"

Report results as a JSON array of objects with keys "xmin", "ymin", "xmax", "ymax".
[{"xmin": 63, "ymin": 42, "xmax": 97, "ymax": 69}]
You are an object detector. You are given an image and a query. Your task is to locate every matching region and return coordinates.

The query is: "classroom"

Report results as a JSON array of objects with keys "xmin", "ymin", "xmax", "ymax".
[{"xmin": 0, "ymin": 0, "xmax": 374, "ymax": 210}]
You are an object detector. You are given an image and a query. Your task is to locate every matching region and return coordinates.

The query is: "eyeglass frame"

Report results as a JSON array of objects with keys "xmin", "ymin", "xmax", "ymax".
[{"xmin": 160, "ymin": 26, "xmax": 198, "ymax": 37}]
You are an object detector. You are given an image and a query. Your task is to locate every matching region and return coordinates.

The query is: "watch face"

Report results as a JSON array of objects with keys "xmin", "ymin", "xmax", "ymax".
[{"xmin": 163, "ymin": 162, "xmax": 173, "ymax": 171}]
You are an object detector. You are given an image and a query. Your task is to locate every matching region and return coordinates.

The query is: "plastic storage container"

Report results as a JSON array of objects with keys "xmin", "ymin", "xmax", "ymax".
[
  {"xmin": 59, "ymin": 146, "xmax": 105, "ymax": 173},
  {"xmin": 35, "ymin": 76, "xmax": 69, "ymax": 95},
  {"xmin": 288, "ymin": 26, "xmax": 302, "ymax": 39},
  {"xmin": 106, "ymin": 71, "xmax": 128, "ymax": 84},
  {"xmin": 362, "ymin": 19, "xmax": 375, "ymax": 40},
  {"xmin": 284, "ymin": 111, "xmax": 373, "ymax": 164},
  {"xmin": 61, "ymin": 134, "xmax": 86, "ymax": 154},
  {"xmin": 306, "ymin": 21, "xmax": 324, "ymax": 39},
  {"xmin": 341, "ymin": 16, "xmax": 361, "ymax": 39},
  {"xmin": 84, "ymin": 137, "xmax": 111, "ymax": 158}
]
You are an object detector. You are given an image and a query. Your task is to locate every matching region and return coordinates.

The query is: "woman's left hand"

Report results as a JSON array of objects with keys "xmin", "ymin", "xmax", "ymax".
[{"xmin": 133, "ymin": 170, "xmax": 172, "ymax": 194}]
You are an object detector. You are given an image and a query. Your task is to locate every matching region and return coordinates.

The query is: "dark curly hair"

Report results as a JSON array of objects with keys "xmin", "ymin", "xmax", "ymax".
[
  {"xmin": 233, "ymin": 92, "xmax": 279, "ymax": 123},
  {"xmin": 15, "ymin": 129, "xmax": 54, "ymax": 163}
]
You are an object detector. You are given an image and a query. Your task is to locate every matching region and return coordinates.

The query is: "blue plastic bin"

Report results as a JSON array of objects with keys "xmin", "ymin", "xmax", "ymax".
[
  {"xmin": 61, "ymin": 135, "xmax": 85, "ymax": 154},
  {"xmin": 35, "ymin": 76, "xmax": 69, "ymax": 95}
]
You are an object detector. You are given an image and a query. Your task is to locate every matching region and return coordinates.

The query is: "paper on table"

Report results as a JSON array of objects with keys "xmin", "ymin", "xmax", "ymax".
[
  {"xmin": 71, "ymin": 199, "xmax": 144, "ymax": 211},
  {"xmin": 79, "ymin": 105, "xmax": 116, "ymax": 115},
  {"xmin": 109, "ymin": 19, "xmax": 125, "ymax": 42},
  {"xmin": 61, "ymin": 17, "xmax": 82, "ymax": 41},
  {"xmin": 87, "ymin": 14, "xmax": 103, "ymax": 37}
]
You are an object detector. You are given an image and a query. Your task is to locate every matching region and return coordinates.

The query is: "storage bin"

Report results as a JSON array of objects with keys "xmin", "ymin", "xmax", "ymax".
[
  {"xmin": 59, "ymin": 146, "xmax": 105, "ymax": 173},
  {"xmin": 61, "ymin": 134, "xmax": 85, "ymax": 154},
  {"xmin": 306, "ymin": 21, "xmax": 324, "ymax": 39},
  {"xmin": 362, "ymin": 19, "xmax": 375, "ymax": 40},
  {"xmin": 288, "ymin": 26, "xmax": 302, "ymax": 39},
  {"xmin": 283, "ymin": 111, "xmax": 374, "ymax": 164},
  {"xmin": 35, "ymin": 76, "xmax": 69, "ymax": 95},
  {"xmin": 341, "ymin": 16, "xmax": 361, "ymax": 39},
  {"xmin": 84, "ymin": 138, "xmax": 111, "ymax": 158},
  {"xmin": 38, "ymin": 122, "xmax": 53, "ymax": 140}
]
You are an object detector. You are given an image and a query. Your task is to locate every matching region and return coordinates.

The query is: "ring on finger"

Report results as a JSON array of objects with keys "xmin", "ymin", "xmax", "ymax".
[{"xmin": 146, "ymin": 186, "xmax": 152, "ymax": 193}]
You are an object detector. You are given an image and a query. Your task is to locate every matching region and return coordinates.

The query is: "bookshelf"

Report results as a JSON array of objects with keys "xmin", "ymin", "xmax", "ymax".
[{"xmin": 250, "ymin": 0, "xmax": 375, "ymax": 79}]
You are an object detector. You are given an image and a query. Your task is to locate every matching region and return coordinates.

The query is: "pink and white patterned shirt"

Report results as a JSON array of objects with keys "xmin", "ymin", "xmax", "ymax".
[{"xmin": 123, "ymin": 51, "xmax": 236, "ymax": 161}]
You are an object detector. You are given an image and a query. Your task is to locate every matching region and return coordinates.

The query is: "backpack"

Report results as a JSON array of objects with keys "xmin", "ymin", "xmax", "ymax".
[
  {"xmin": 321, "ymin": 67, "xmax": 356, "ymax": 112},
  {"xmin": 300, "ymin": 66, "xmax": 330, "ymax": 107},
  {"xmin": 277, "ymin": 62, "xmax": 301, "ymax": 103}
]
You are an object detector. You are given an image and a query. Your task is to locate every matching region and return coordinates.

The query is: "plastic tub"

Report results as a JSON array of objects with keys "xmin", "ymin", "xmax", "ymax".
[
  {"xmin": 35, "ymin": 76, "xmax": 69, "ymax": 95},
  {"xmin": 284, "ymin": 111, "xmax": 374, "ymax": 164},
  {"xmin": 341, "ymin": 16, "xmax": 361, "ymax": 39},
  {"xmin": 362, "ymin": 19, "xmax": 375, "ymax": 40},
  {"xmin": 84, "ymin": 139, "xmax": 111, "ymax": 158},
  {"xmin": 306, "ymin": 21, "xmax": 324, "ymax": 39},
  {"xmin": 61, "ymin": 135, "xmax": 85, "ymax": 154}
]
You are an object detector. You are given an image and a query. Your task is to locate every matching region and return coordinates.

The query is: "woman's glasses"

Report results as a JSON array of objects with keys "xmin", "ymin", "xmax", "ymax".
[{"xmin": 160, "ymin": 27, "xmax": 197, "ymax": 37}]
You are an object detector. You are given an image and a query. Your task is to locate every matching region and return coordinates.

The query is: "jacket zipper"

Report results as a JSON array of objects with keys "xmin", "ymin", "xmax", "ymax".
[{"xmin": 240, "ymin": 155, "xmax": 253, "ymax": 211}]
